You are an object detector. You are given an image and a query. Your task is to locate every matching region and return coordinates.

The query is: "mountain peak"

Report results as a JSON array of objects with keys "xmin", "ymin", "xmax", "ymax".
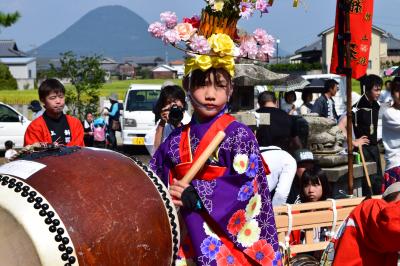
[{"xmin": 35, "ymin": 5, "xmax": 181, "ymax": 61}]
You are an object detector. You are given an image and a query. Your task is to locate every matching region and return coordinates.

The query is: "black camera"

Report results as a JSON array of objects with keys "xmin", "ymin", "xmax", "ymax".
[{"xmin": 168, "ymin": 105, "xmax": 184, "ymax": 127}]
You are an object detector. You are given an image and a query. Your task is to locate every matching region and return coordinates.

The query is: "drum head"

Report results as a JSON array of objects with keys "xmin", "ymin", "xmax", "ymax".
[{"xmin": 0, "ymin": 206, "xmax": 41, "ymax": 266}]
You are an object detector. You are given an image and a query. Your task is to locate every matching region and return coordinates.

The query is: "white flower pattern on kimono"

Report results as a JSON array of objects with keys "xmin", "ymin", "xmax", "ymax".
[{"xmin": 233, "ymin": 154, "xmax": 249, "ymax": 174}]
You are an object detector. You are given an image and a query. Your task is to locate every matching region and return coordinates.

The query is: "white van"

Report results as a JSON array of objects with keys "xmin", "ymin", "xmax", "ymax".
[
  {"xmin": 122, "ymin": 84, "xmax": 161, "ymax": 147},
  {"xmin": 297, "ymin": 74, "xmax": 347, "ymax": 116},
  {"xmin": 0, "ymin": 102, "xmax": 30, "ymax": 150}
]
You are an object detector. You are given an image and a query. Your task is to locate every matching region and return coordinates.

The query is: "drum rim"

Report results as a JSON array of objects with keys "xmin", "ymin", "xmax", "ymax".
[
  {"xmin": 0, "ymin": 174, "xmax": 79, "ymax": 266},
  {"xmin": 129, "ymin": 156, "xmax": 180, "ymax": 264}
]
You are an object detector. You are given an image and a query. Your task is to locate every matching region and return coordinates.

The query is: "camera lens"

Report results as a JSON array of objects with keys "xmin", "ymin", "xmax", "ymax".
[{"xmin": 168, "ymin": 105, "xmax": 184, "ymax": 126}]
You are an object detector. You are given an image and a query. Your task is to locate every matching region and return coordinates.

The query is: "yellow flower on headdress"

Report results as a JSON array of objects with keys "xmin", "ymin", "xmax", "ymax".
[
  {"xmin": 213, "ymin": 0, "xmax": 225, "ymax": 11},
  {"xmin": 184, "ymin": 55, "xmax": 235, "ymax": 77},
  {"xmin": 208, "ymin": 33, "xmax": 235, "ymax": 56}
]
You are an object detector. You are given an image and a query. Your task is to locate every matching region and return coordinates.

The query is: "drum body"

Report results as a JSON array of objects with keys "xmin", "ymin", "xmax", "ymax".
[{"xmin": 0, "ymin": 147, "xmax": 179, "ymax": 266}]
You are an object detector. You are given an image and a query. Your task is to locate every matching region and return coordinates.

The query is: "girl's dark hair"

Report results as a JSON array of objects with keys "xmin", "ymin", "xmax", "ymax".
[
  {"xmin": 38, "ymin": 78, "xmax": 65, "ymax": 100},
  {"xmin": 284, "ymin": 91, "xmax": 296, "ymax": 103},
  {"xmin": 184, "ymin": 68, "xmax": 232, "ymax": 91},
  {"xmin": 153, "ymin": 85, "xmax": 186, "ymax": 122},
  {"xmin": 300, "ymin": 166, "xmax": 331, "ymax": 202}
]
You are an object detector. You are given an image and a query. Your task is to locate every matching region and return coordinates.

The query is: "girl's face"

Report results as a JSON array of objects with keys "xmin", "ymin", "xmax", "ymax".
[
  {"xmin": 189, "ymin": 69, "xmax": 232, "ymax": 121},
  {"xmin": 303, "ymin": 180, "xmax": 323, "ymax": 202}
]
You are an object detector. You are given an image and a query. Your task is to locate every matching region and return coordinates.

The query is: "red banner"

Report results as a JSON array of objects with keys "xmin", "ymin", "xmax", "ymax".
[{"xmin": 330, "ymin": 0, "xmax": 374, "ymax": 79}]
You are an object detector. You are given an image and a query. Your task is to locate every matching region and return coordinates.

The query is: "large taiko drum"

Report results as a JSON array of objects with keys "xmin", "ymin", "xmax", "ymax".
[{"xmin": 0, "ymin": 147, "xmax": 179, "ymax": 266}]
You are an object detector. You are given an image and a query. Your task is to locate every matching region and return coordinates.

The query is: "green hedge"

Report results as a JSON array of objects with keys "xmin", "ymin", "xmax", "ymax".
[{"xmin": 0, "ymin": 79, "xmax": 182, "ymax": 105}]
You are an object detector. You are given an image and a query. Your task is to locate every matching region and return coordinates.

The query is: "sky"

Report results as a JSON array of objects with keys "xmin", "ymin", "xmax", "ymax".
[{"xmin": 1, "ymin": 0, "xmax": 400, "ymax": 54}]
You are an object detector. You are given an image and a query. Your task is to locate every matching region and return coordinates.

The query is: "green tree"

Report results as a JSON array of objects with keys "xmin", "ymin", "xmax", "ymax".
[
  {"xmin": 51, "ymin": 51, "xmax": 105, "ymax": 118},
  {"xmin": 0, "ymin": 11, "xmax": 20, "ymax": 28},
  {"xmin": 0, "ymin": 63, "xmax": 18, "ymax": 90}
]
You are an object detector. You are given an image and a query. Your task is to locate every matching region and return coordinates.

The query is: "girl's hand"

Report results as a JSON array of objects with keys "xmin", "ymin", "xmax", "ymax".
[{"xmin": 169, "ymin": 178, "xmax": 190, "ymax": 207}]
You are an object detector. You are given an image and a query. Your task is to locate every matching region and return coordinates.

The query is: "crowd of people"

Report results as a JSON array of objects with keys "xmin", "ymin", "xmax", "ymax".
[{"xmin": 2, "ymin": 71, "xmax": 400, "ymax": 264}]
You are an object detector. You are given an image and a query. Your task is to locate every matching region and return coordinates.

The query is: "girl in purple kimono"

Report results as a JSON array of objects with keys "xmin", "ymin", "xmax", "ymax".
[{"xmin": 150, "ymin": 68, "xmax": 281, "ymax": 266}]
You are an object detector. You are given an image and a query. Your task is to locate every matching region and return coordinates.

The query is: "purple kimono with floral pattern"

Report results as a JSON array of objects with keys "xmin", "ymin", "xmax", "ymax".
[{"xmin": 150, "ymin": 110, "xmax": 281, "ymax": 266}]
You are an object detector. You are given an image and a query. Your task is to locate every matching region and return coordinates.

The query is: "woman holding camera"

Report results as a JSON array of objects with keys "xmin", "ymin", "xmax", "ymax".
[{"xmin": 147, "ymin": 84, "xmax": 190, "ymax": 155}]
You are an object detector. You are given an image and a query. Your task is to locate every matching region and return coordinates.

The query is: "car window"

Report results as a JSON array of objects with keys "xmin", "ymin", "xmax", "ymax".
[
  {"xmin": 0, "ymin": 104, "xmax": 20, "ymax": 122},
  {"xmin": 126, "ymin": 90, "xmax": 160, "ymax": 111}
]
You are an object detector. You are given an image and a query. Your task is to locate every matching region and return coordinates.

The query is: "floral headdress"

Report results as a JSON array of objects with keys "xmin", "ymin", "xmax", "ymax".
[{"xmin": 148, "ymin": 1, "xmax": 276, "ymax": 77}]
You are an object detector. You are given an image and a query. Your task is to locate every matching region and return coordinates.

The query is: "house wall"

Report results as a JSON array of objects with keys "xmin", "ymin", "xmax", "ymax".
[
  {"xmin": 7, "ymin": 61, "xmax": 37, "ymax": 89},
  {"xmin": 152, "ymin": 71, "xmax": 176, "ymax": 79},
  {"xmin": 322, "ymin": 29, "xmax": 382, "ymax": 76}
]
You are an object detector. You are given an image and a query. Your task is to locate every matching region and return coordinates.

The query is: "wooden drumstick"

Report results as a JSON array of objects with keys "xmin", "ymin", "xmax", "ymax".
[
  {"xmin": 181, "ymin": 131, "xmax": 226, "ymax": 184},
  {"xmin": 358, "ymin": 144, "xmax": 373, "ymax": 195}
]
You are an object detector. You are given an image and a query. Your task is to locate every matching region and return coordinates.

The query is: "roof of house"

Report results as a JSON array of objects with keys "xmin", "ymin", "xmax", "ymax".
[
  {"xmin": 152, "ymin": 64, "xmax": 177, "ymax": 72},
  {"xmin": 169, "ymin": 59, "xmax": 184, "ymax": 65},
  {"xmin": 101, "ymin": 57, "xmax": 118, "ymax": 64},
  {"xmin": 124, "ymin": 56, "xmax": 164, "ymax": 65},
  {"xmin": 386, "ymin": 34, "xmax": 400, "ymax": 50},
  {"xmin": 295, "ymin": 39, "xmax": 322, "ymax": 54},
  {"xmin": 318, "ymin": 25, "xmax": 387, "ymax": 37},
  {"xmin": 0, "ymin": 40, "xmax": 26, "ymax": 57},
  {"xmin": 0, "ymin": 57, "xmax": 36, "ymax": 65}
]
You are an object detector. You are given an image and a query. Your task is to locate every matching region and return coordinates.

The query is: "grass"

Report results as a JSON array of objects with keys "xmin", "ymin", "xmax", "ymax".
[
  {"xmin": 0, "ymin": 79, "xmax": 183, "ymax": 105},
  {"xmin": 0, "ymin": 77, "xmax": 377, "ymax": 105}
]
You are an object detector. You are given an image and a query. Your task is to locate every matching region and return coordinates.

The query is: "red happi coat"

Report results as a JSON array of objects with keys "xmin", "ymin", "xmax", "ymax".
[{"xmin": 325, "ymin": 199, "xmax": 400, "ymax": 265}]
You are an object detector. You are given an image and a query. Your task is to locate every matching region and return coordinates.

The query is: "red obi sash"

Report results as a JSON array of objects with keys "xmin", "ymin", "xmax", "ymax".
[{"xmin": 169, "ymin": 114, "xmax": 235, "ymax": 183}]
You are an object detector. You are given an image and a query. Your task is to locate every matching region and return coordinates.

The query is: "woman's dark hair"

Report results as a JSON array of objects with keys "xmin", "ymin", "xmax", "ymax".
[
  {"xmin": 284, "ymin": 91, "xmax": 296, "ymax": 103},
  {"xmin": 301, "ymin": 91, "xmax": 313, "ymax": 103},
  {"xmin": 153, "ymin": 85, "xmax": 186, "ymax": 122},
  {"xmin": 38, "ymin": 78, "xmax": 65, "ymax": 100},
  {"xmin": 300, "ymin": 166, "xmax": 331, "ymax": 202}
]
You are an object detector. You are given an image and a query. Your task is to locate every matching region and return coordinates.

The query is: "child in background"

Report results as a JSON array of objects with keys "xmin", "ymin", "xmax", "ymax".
[
  {"xmin": 93, "ymin": 117, "xmax": 107, "ymax": 148},
  {"xmin": 4, "ymin": 140, "xmax": 17, "ymax": 162},
  {"xmin": 24, "ymin": 79, "xmax": 84, "ymax": 147},
  {"xmin": 296, "ymin": 166, "xmax": 331, "ymax": 260},
  {"xmin": 300, "ymin": 166, "xmax": 331, "ymax": 203}
]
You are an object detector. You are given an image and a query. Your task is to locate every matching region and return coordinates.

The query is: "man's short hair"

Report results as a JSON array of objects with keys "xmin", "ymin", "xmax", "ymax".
[
  {"xmin": 258, "ymin": 91, "xmax": 276, "ymax": 106},
  {"xmin": 385, "ymin": 80, "xmax": 391, "ymax": 87},
  {"xmin": 324, "ymin": 79, "xmax": 339, "ymax": 93},
  {"xmin": 364, "ymin": 74, "xmax": 383, "ymax": 93},
  {"xmin": 38, "ymin": 79, "xmax": 65, "ymax": 100}
]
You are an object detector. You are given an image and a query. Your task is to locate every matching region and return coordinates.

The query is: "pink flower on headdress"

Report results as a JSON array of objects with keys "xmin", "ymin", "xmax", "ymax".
[
  {"xmin": 175, "ymin": 23, "xmax": 196, "ymax": 41},
  {"xmin": 183, "ymin": 15, "xmax": 201, "ymax": 29},
  {"xmin": 189, "ymin": 34, "xmax": 211, "ymax": 54},
  {"xmin": 162, "ymin": 29, "xmax": 181, "ymax": 44},
  {"xmin": 240, "ymin": 2, "xmax": 254, "ymax": 19},
  {"xmin": 240, "ymin": 36, "xmax": 258, "ymax": 59},
  {"xmin": 260, "ymin": 43, "xmax": 275, "ymax": 57},
  {"xmin": 160, "ymin": 11, "xmax": 178, "ymax": 28},
  {"xmin": 148, "ymin": 22, "xmax": 167, "ymax": 39},
  {"xmin": 256, "ymin": 0, "xmax": 269, "ymax": 13}
]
